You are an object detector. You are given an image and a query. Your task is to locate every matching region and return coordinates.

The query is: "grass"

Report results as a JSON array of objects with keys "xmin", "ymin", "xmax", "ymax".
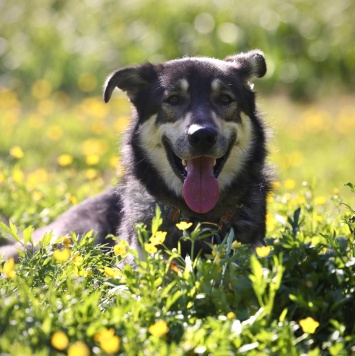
[{"xmin": 0, "ymin": 89, "xmax": 355, "ymax": 354}]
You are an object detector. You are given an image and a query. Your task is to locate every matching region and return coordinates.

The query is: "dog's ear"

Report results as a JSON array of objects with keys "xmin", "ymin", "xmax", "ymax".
[
  {"xmin": 224, "ymin": 50, "xmax": 266, "ymax": 80},
  {"xmin": 103, "ymin": 63, "xmax": 157, "ymax": 103}
]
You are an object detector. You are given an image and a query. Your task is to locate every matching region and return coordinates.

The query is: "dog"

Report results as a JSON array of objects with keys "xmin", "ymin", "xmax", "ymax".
[{"xmin": 0, "ymin": 50, "xmax": 272, "ymax": 262}]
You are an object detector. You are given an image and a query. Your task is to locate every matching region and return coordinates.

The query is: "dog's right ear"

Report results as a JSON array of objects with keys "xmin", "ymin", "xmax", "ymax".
[
  {"xmin": 224, "ymin": 50, "xmax": 267, "ymax": 80},
  {"xmin": 103, "ymin": 63, "xmax": 158, "ymax": 103}
]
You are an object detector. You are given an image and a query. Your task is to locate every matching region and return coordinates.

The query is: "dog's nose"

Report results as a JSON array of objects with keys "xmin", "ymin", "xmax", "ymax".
[{"xmin": 188, "ymin": 125, "xmax": 217, "ymax": 149}]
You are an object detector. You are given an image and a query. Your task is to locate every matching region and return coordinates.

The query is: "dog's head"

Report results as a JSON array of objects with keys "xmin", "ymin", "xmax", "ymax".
[{"xmin": 104, "ymin": 50, "xmax": 266, "ymax": 214}]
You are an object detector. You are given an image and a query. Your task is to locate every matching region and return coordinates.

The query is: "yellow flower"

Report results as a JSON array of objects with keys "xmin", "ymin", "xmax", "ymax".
[
  {"xmin": 57, "ymin": 154, "xmax": 73, "ymax": 167},
  {"xmin": 10, "ymin": 145, "xmax": 24, "ymax": 159},
  {"xmin": 292, "ymin": 195, "xmax": 306, "ymax": 206},
  {"xmin": 176, "ymin": 221, "xmax": 193, "ymax": 230},
  {"xmin": 148, "ymin": 320, "xmax": 169, "ymax": 337},
  {"xmin": 73, "ymin": 254, "xmax": 84, "ymax": 266},
  {"xmin": 103, "ymin": 266, "xmax": 120, "ymax": 278},
  {"xmin": 51, "ymin": 331, "xmax": 69, "ymax": 350},
  {"xmin": 227, "ymin": 312, "xmax": 236, "ymax": 319},
  {"xmin": 150, "ymin": 231, "xmax": 167, "ymax": 245},
  {"xmin": 144, "ymin": 242, "xmax": 158, "ymax": 254},
  {"xmin": 284, "ymin": 179, "xmax": 296, "ymax": 190},
  {"xmin": 85, "ymin": 168, "xmax": 98, "ymax": 180},
  {"xmin": 94, "ymin": 327, "xmax": 115, "ymax": 342},
  {"xmin": 85, "ymin": 154, "xmax": 100, "ymax": 166},
  {"xmin": 61, "ymin": 236, "xmax": 71, "ymax": 247},
  {"xmin": 94, "ymin": 328, "xmax": 120, "ymax": 354},
  {"xmin": 231, "ymin": 241, "xmax": 242, "ymax": 250},
  {"xmin": 0, "ymin": 172, "xmax": 5, "ymax": 184},
  {"xmin": 315, "ymin": 215, "xmax": 323, "ymax": 222},
  {"xmin": 68, "ymin": 341, "xmax": 90, "ymax": 356},
  {"xmin": 27, "ymin": 168, "xmax": 50, "ymax": 187},
  {"xmin": 299, "ymin": 317, "xmax": 320, "ymax": 334},
  {"xmin": 2, "ymin": 257, "xmax": 16, "ymax": 279},
  {"xmin": 114, "ymin": 240, "xmax": 129, "ymax": 257},
  {"xmin": 255, "ymin": 246, "xmax": 271, "ymax": 258},
  {"xmin": 81, "ymin": 138, "xmax": 108, "ymax": 156},
  {"xmin": 32, "ymin": 190, "xmax": 43, "ymax": 202},
  {"xmin": 314, "ymin": 196, "xmax": 327, "ymax": 205},
  {"xmin": 101, "ymin": 335, "xmax": 120, "ymax": 353},
  {"xmin": 12, "ymin": 169, "xmax": 24, "ymax": 183},
  {"xmin": 70, "ymin": 194, "xmax": 78, "ymax": 205},
  {"xmin": 53, "ymin": 248, "xmax": 71, "ymax": 263}
]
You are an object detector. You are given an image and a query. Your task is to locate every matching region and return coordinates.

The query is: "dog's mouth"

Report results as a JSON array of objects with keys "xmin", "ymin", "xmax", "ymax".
[
  {"xmin": 169, "ymin": 153, "xmax": 227, "ymax": 180},
  {"xmin": 163, "ymin": 139, "xmax": 231, "ymax": 214}
]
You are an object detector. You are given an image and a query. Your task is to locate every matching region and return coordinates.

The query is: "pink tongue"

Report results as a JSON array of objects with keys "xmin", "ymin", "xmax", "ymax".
[{"xmin": 182, "ymin": 157, "xmax": 219, "ymax": 213}]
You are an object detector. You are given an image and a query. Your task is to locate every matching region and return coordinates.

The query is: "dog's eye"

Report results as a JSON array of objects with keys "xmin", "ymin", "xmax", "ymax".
[
  {"xmin": 165, "ymin": 95, "xmax": 182, "ymax": 105},
  {"xmin": 218, "ymin": 94, "xmax": 234, "ymax": 105}
]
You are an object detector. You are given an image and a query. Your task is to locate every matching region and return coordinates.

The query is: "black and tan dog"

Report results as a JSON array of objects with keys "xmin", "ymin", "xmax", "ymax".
[{"xmin": 1, "ymin": 50, "xmax": 273, "ymax": 261}]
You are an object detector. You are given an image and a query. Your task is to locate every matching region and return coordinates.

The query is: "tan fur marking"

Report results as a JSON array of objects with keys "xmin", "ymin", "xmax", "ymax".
[
  {"xmin": 179, "ymin": 79, "xmax": 189, "ymax": 92},
  {"xmin": 138, "ymin": 116, "xmax": 184, "ymax": 196},
  {"xmin": 217, "ymin": 112, "xmax": 254, "ymax": 190},
  {"xmin": 211, "ymin": 78, "xmax": 221, "ymax": 92}
]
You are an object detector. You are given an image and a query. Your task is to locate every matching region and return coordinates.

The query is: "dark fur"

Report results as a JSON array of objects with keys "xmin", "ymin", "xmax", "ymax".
[{"xmin": 0, "ymin": 50, "xmax": 272, "ymax": 262}]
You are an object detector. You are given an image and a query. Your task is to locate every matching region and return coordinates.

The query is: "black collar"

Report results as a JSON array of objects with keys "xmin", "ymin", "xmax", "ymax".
[{"xmin": 157, "ymin": 202, "xmax": 237, "ymax": 232}]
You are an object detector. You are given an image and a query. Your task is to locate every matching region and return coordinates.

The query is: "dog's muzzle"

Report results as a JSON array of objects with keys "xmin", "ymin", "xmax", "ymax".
[{"xmin": 163, "ymin": 129, "xmax": 235, "ymax": 214}]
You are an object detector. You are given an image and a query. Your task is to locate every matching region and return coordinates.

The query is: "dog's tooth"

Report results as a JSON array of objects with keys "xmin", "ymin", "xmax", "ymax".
[
  {"xmin": 182, "ymin": 159, "xmax": 187, "ymax": 167},
  {"xmin": 213, "ymin": 159, "xmax": 217, "ymax": 167}
]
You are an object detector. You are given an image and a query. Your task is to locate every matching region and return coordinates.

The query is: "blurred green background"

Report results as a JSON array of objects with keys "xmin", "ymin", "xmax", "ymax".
[
  {"xmin": 1, "ymin": 0, "xmax": 354, "ymax": 99},
  {"xmin": 0, "ymin": 0, "xmax": 355, "ymax": 218}
]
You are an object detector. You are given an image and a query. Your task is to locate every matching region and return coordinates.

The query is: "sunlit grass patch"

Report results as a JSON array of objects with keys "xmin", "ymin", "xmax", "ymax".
[
  {"xmin": 1, "ymin": 187, "xmax": 354, "ymax": 354},
  {"xmin": 0, "ymin": 94, "xmax": 355, "ymax": 353}
]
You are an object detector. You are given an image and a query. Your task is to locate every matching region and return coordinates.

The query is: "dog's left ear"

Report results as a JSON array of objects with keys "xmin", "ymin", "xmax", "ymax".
[
  {"xmin": 103, "ymin": 63, "xmax": 157, "ymax": 103},
  {"xmin": 224, "ymin": 50, "xmax": 266, "ymax": 80}
]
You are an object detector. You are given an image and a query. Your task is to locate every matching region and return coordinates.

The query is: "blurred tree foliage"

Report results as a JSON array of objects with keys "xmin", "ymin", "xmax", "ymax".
[{"xmin": 0, "ymin": 0, "xmax": 354, "ymax": 99}]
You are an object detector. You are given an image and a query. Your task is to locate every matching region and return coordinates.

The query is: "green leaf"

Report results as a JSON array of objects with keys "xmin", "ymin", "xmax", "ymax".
[
  {"xmin": 22, "ymin": 226, "xmax": 34, "ymax": 245},
  {"xmin": 289, "ymin": 294, "xmax": 298, "ymax": 302},
  {"xmin": 160, "ymin": 280, "xmax": 177, "ymax": 299},
  {"xmin": 40, "ymin": 231, "xmax": 53, "ymax": 248},
  {"xmin": 165, "ymin": 290, "xmax": 182, "ymax": 312},
  {"xmin": 41, "ymin": 317, "xmax": 52, "ymax": 335},
  {"xmin": 225, "ymin": 228, "xmax": 235, "ymax": 256},
  {"xmin": 79, "ymin": 230, "xmax": 93, "ymax": 246},
  {"xmin": 0, "ymin": 221, "xmax": 21, "ymax": 242},
  {"xmin": 151, "ymin": 205, "xmax": 163, "ymax": 236},
  {"xmin": 0, "ymin": 221, "xmax": 13, "ymax": 237},
  {"xmin": 249, "ymin": 255, "xmax": 267, "ymax": 306},
  {"xmin": 250, "ymin": 255, "xmax": 263, "ymax": 281},
  {"xmin": 279, "ymin": 308, "xmax": 288, "ymax": 322},
  {"xmin": 154, "ymin": 277, "xmax": 163, "ymax": 288},
  {"xmin": 345, "ymin": 182, "xmax": 355, "ymax": 193},
  {"xmin": 287, "ymin": 208, "xmax": 301, "ymax": 238}
]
